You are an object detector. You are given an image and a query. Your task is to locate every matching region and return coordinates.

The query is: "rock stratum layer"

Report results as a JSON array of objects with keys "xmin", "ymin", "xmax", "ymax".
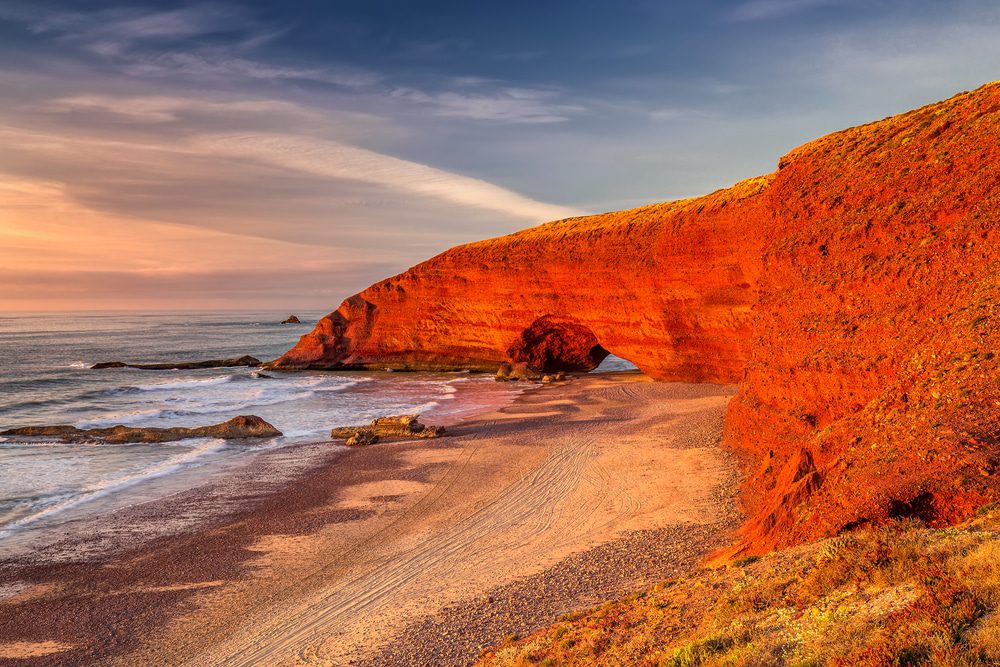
[{"xmin": 274, "ymin": 82, "xmax": 1000, "ymax": 554}]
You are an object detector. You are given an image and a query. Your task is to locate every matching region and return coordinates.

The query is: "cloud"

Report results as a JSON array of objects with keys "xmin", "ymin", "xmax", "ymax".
[
  {"xmin": 0, "ymin": 178, "xmax": 374, "ymax": 271},
  {"xmin": 392, "ymin": 86, "xmax": 585, "ymax": 123},
  {"xmin": 2, "ymin": 4, "xmax": 563, "ymax": 121},
  {"xmin": 121, "ymin": 52, "xmax": 378, "ymax": 87},
  {"xmin": 0, "ymin": 95, "xmax": 581, "ymax": 245},
  {"xmin": 727, "ymin": 0, "xmax": 837, "ymax": 22},
  {"xmin": 200, "ymin": 133, "xmax": 585, "ymax": 221},
  {"xmin": 28, "ymin": 4, "xmax": 252, "ymax": 53},
  {"xmin": 42, "ymin": 94, "xmax": 321, "ymax": 124},
  {"xmin": 0, "ymin": 88, "xmax": 584, "ymax": 309},
  {"xmin": 0, "ymin": 177, "xmax": 396, "ymax": 310},
  {"xmin": 11, "ymin": 86, "xmax": 585, "ymax": 224},
  {"xmin": 1, "ymin": 3, "xmax": 373, "ymax": 87}
]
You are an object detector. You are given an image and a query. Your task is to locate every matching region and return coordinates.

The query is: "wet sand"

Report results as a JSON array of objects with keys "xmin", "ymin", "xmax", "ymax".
[{"xmin": 0, "ymin": 372, "xmax": 740, "ymax": 666}]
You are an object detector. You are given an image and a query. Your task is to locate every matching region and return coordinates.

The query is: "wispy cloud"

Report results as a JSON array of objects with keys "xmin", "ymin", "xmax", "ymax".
[
  {"xmin": 42, "ymin": 95, "xmax": 321, "ymax": 124},
  {"xmin": 392, "ymin": 86, "xmax": 584, "ymax": 123},
  {"xmin": 0, "ymin": 102, "xmax": 582, "ymax": 309},
  {"xmin": 121, "ymin": 52, "xmax": 377, "ymax": 87},
  {"xmin": 0, "ymin": 86, "xmax": 583, "ymax": 295},
  {"xmin": 1, "ymin": 3, "xmax": 373, "ymax": 87},
  {"xmin": 29, "ymin": 4, "xmax": 251, "ymax": 54},
  {"xmin": 727, "ymin": 0, "xmax": 837, "ymax": 22},
  {"xmin": 0, "ymin": 176, "xmax": 395, "ymax": 310},
  {"xmin": 2, "ymin": 4, "xmax": 570, "ymax": 121},
  {"xmin": 200, "ymin": 133, "xmax": 585, "ymax": 221}
]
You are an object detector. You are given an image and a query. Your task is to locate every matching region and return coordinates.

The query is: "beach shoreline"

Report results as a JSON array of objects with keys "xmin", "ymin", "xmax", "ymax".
[{"xmin": 0, "ymin": 372, "xmax": 741, "ymax": 666}]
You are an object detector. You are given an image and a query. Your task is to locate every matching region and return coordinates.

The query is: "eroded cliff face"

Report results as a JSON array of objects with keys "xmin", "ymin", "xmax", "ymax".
[
  {"xmin": 275, "ymin": 82, "xmax": 1000, "ymax": 552},
  {"xmin": 274, "ymin": 175, "xmax": 769, "ymax": 382},
  {"xmin": 725, "ymin": 82, "xmax": 1000, "ymax": 553}
]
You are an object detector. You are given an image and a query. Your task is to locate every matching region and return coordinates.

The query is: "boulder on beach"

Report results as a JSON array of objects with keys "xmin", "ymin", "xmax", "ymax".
[
  {"xmin": 330, "ymin": 414, "xmax": 445, "ymax": 445},
  {"xmin": 1, "ymin": 415, "xmax": 282, "ymax": 444},
  {"xmin": 345, "ymin": 431, "xmax": 379, "ymax": 447},
  {"xmin": 371, "ymin": 415, "xmax": 446, "ymax": 438},
  {"xmin": 91, "ymin": 356, "xmax": 261, "ymax": 371},
  {"xmin": 495, "ymin": 362, "xmax": 542, "ymax": 382},
  {"xmin": 282, "ymin": 315, "xmax": 301, "ymax": 324}
]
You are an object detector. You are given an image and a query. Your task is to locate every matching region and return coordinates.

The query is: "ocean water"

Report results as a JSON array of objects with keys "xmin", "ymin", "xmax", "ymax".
[{"xmin": 0, "ymin": 311, "xmax": 528, "ymax": 546}]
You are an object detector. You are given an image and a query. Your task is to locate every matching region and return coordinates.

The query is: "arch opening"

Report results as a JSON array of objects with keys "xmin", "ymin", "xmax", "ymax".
[{"xmin": 590, "ymin": 353, "xmax": 640, "ymax": 374}]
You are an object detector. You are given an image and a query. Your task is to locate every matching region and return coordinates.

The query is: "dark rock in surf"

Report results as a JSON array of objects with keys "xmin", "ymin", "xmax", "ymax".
[
  {"xmin": 91, "ymin": 355, "xmax": 261, "ymax": 371},
  {"xmin": 1, "ymin": 415, "xmax": 281, "ymax": 444}
]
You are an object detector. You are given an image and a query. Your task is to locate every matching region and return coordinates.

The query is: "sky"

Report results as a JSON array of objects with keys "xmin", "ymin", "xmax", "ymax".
[{"xmin": 1, "ymin": 0, "xmax": 999, "ymax": 311}]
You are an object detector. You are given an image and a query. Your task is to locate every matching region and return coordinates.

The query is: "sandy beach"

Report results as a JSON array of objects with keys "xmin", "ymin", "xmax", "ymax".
[{"xmin": 0, "ymin": 372, "xmax": 740, "ymax": 666}]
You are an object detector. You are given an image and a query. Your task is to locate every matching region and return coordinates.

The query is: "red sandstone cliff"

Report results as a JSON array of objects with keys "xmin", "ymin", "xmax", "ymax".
[
  {"xmin": 273, "ymin": 176, "xmax": 767, "ymax": 382},
  {"xmin": 275, "ymin": 82, "xmax": 1000, "ymax": 553}
]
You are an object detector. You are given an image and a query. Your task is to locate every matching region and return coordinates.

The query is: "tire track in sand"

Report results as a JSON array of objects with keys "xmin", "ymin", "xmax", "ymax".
[
  {"xmin": 168, "ymin": 377, "xmax": 733, "ymax": 667},
  {"xmin": 200, "ymin": 426, "xmax": 598, "ymax": 666}
]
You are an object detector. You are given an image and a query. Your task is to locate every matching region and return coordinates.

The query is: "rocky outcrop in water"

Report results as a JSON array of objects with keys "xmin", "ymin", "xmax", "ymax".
[
  {"xmin": 273, "ymin": 82, "xmax": 1000, "ymax": 554},
  {"xmin": 91, "ymin": 356, "xmax": 261, "ymax": 370},
  {"xmin": 2, "ymin": 415, "xmax": 282, "ymax": 443},
  {"xmin": 282, "ymin": 315, "xmax": 301, "ymax": 324},
  {"xmin": 330, "ymin": 414, "xmax": 446, "ymax": 445}
]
